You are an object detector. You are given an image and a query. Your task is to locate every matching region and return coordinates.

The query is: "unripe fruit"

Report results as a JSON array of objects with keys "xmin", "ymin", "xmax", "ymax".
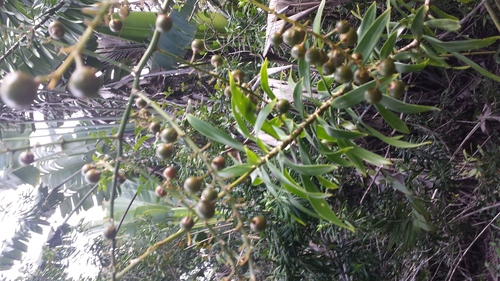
[
  {"xmin": 180, "ymin": 217, "xmax": 195, "ymax": 231},
  {"xmin": 160, "ymin": 127, "xmax": 178, "ymax": 143},
  {"xmin": 378, "ymin": 58, "xmax": 396, "ymax": 77},
  {"xmin": 387, "ymin": 80, "xmax": 405, "ymax": 99},
  {"xmin": 135, "ymin": 97, "xmax": 147, "ymax": 108},
  {"xmin": 340, "ymin": 27, "xmax": 357, "ymax": 47},
  {"xmin": 250, "ymin": 216, "xmax": 267, "ymax": 232},
  {"xmin": 305, "ymin": 47, "xmax": 321, "ymax": 65},
  {"xmin": 156, "ymin": 14, "xmax": 173, "ymax": 33},
  {"xmin": 85, "ymin": 169, "xmax": 101, "ymax": 183},
  {"xmin": 322, "ymin": 60, "xmax": 336, "ymax": 76},
  {"xmin": 49, "ymin": 21, "xmax": 65, "ymax": 39},
  {"xmin": 116, "ymin": 173, "xmax": 126, "ymax": 185},
  {"xmin": 18, "ymin": 151, "xmax": 34, "ymax": 166},
  {"xmin": 211, "ymin": 156, "xmax": 226, "ymax": 171},
  {"xmin": 68, "ymin": 67, "xmax": 103, "ymax": 99},
  {"xmin": 364, "ymin": 88, "xmax": 382, "ymax": 104},
  {"xmin": 282, "ymin": 27, "xmax": 305, "ymax": 46},
  {"xmin": 191, "ymin": 39, "xmax": 204, "ymax": 53},
  {"xmin": 156, "ymin": 143, "xmax": 173, "ymax": 159},
  {"xmin": 149, "ymin": 122, "xmax": 161, "ymax": 134},
  {"xmin": 184, "ymin": 176, "xmax": 202, "ymax": 193},
  {"xmin": 81, "ymin": 164, "xmax": 95, "ymax": 175},
  {"xmin": 335, "ymin": 20, "xmax": 350, "ymax": 34},
  {"xmin": 119, "ymin": 6, "xmax": 130, "ymax": 18},
  {"xmin": 196, "ymin": 200, "xmax": 215, "ymax": 220},
  {"xmin": 270, "ymin": 33, "xmax": 283, "ymax": 46},
  {"xmin": 317, "ymin": 50, "xmax": 329, "ymax": 66},
  {"xmin": 231, "ymin": 69, "xmax": 244, "ymax": 83},
  {"xmin": 108, "ymin": 19, "xmax": 123, "ymax": 32},
  {"xmin": 224, "ymin": 86, "xmax": 232, "ymax": 97},
  {"xmin": 163, "ymin": 166, "xmax": 177, "ymax": 180},
  {"xmin": 328, "ymin": 49, "xmax": 345, "ymax": 68},
  {"xmin": 275, "ymin": 99, "xmax": 291, "ymax": 114},
  {"xmin": 1, "ymin": 72, "xmax": 39, "ymax": 109},
  {"xmin": 103, "ymin": 224, "xmax": 116, "ymax": 240},
  {"xmin": 291, "ymin": 44, "xmax": 306, "ymax": 60},
  {"xmin": 353, "ymin": 68, "xmax": 370, "ymax": 85},
  {"xmin": 155, "ymin": 185, "xmax": 167, "ymax": 197},
  {"xmin": 334, "ymin": 65, "xmax": 353, "ymax": 84},
  {"xmin": 210, "ymin": 54, "xmax": 223, "ymax": 67},
  {"xmin": 351, "ymin": 52, "xmax": 363, "ymax": 61},
  {"xmin": 201, "ymin": 187, "xmax": 218, "ymax": 202}
]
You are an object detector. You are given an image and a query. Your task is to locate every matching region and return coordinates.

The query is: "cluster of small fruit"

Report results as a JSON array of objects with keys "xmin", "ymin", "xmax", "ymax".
[{"xmin": 271, "ymin": 20, "xmax": 406, "ymax": 104}]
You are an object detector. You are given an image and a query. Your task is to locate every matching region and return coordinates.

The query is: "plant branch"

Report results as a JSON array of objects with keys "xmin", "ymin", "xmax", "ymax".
[{"xmin": 0, "ymin": 1, "xmax": 66, "ymax": 65}]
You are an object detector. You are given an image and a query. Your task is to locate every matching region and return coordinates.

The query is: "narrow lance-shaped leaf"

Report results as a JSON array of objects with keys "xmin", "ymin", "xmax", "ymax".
[
  {"xmin": 424, "ymin": 19, "xmax": 460, "ymax": 31},
  {"xmin": 302, "ymin": 176, "xmax": 354, "ymax": 231},
  {"xmin": 452, "ymin": 51, "xmax": 500, "ymax": 82},
  {"xmin": 375, "ymin": 103, "xmax": 409, "ymax": 133},
  {"xmin": 187, "ymin": 115, "xmax": 245, "ymax": 152},
  {"xmin": 355, "ymin": 8, "xmax": 391, "ymax": 64},
  {"xmin": 260, "ymin": 59, "xmax": 276, "ymax": 99},
  {"xmin": 379, "ymin": 95, "xmax": 440, "ymax": 114},
  {"xmin": 411, "ymin": 5, "xmax": 428, "ymax": 40},
  {"xmin": 280, "ymin": 155, "xmax": 337, "ymax": 176},
  {"xmin": 423, "ymin": 35, "xmax": 500, "ymax": 53}
]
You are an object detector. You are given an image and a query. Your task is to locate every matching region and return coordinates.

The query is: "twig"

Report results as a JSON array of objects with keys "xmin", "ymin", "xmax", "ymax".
[
  {"xmin": 447, "ymin": 211, "xmax": 500, "ymax": 280},
  {"xmin": 0, "ymin": 1, "xmax": 66, "ymax": 65}
]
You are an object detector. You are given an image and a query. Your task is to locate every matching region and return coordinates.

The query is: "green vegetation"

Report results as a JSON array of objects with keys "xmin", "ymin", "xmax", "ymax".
[{"xmin": 1, "ymin": 0, "xmax": 500, "ymax": 280}]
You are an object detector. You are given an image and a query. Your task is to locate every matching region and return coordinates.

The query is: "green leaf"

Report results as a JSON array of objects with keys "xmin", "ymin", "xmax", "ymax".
[
  {"xmin": 281, "ymin": 155, "xmax": 337, "ymax": 176},
  {"xmin": 452, "ymin": 52, "xmax": 500, "ymax": 82},
  {"xmin": 395, "ymin": 59, "xmax": 429, "ymax": 73},
  {"xmin": 11, "ymin": 166, "xmax": 40, "ymax": 187},
  {"xmin": 231, "ymin": 95, "xmax": 252, "ymax": 138},
  {"xmin": 375, "ymin": 104, "xmax": 409, "ymax": 133},
  {"xmin": 338, "ymin": 139, "xmax": 392, "ymax": 166},
  {"xmin": 245, "ymin": 146, "xmax": 260, "ymax": 165},
  {"xmin": 322, "ymin": 123, "xmax": 368, "ymax": 140},
  {"xmin": 411, "ymin": 5, "xmax": 428, "ymax": 40},
  {"xmin": 332, "ymin": 77, "xmax": 393, "ymax": 109},
  {"xmin": 293, "ymin": 79, "xmax": 305, "ymax": 117},
  {"xmin": 423, "ymin": 35, "xmax": 500, "ymax": 53},
  {"xmin": 337, "ymin": 140, "xmax": 366, "ymax": 174},
  {"xmin": 267, "ymin": 163, "xmax": 330, "ymax": 199},
  {"xmin": 254, "ymin": 100, "xmax": 275, "ymax": 138},
  {"xmin": 429, "ymin": 5, "xmax": 459, "ymax": 20},
  {"xmin": 260, "ymin": 59, "xmax": 276, "ymax": 99},
  {"xmin": 378, "ymin": 95, "xmax": 440, "ymax": 114},
  {"xmin": 216, "ymin": 164, "xmax": 253, "ymax": 179},
  {"xmin": 187, "ymin": 115, "xmax": 245, "ymax": 152},
  {"xmin": 316, "ymin": 175, "xmax": 339, "ymax": 190},
  {"xmin": 424, "ymin": 19, "xmax": 460, "ymax": 31},
  {"xmin": 355, "ymin": 8, "xmax": 391, "ymax": 63},
  {"xmin": 357, "ymin": 2, "xmax": 377, "ymax": 40},
  {"xmin": 313, "ymin": 0, "xmax": 327, "ymax": 34},
  {"xmin": 301, "ymin": 176, "xmax": 354, "ymax": 231},
  {"xmin": 380, "ymin": 30, "xmax": 399, "ymax": 60},
  {"xmin": 298, "ymin": 59, "xmax": 312, "ymax": 97}
]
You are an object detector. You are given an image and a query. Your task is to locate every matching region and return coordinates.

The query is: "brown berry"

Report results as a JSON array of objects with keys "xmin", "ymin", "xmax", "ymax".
[
  {"xmin": 364, "ymin": 88, "xmax": 382, "ymax": 104},
  {"xmin": 210, "ymin": 55, "xmax": 223, "ymax": 67},
  {"xmin": 378, "ymin": 58, "xmax": 396, "ymax": 77},
  {"xmin": 335, "ymin": 20, "xmax": 350, "ymax": 34},
  {"xmin": 184, "ymin": 176, "xmax": 202, "ymax": 193},
  {"xmin": 156, "ymin": 14, "xmax": 173, "ymax": 33},
  {"xmin": 275, "ymin": 99, "xmax": 291, "ymax": 114},
  {"xmin": 18, "ymin": 151, "xmax": 34, "ymax": 166},
  {"xmin": 155, "ymin": 185, "xmax": 167, "ymax": 197},
  {"xmin": 201, "ymin": 187, "xmax": 218, "ymax": 202},
  {"xmin": 270, "ymin": 33, "xmax": 283, "ymax": 46},
  {"xmin": 387, "ymin": 80, "xmax": 405, "ymax": 99},
  {"xmin": 68, "ymin": 67, "xmax": 103, "ymax": 99},
  {"xmin": 250, "ymin": 216, "xmax": 267, "ymax": 232},
  {"xmin": 291, "ymin": 44, "xmax": 306, "ymax": 60},
  {"xmin": 49, "ymin": 21, "xmax": 65, "ymax": 39},
  {"xmin": 85, "ymin": 169, "xmax": 101, "ymax": 183},
  {"xmin": 334, "ymin": 65, "xmax": 353, "ymax": 84},
  {"xmin": 340, "ymin": 27, "xmax": 358, "ymax": 47},
  {"xmin": 103, "ymin": 224, "xmax": 116, "ymax": 240},
  {"xmin": 211, "ymin": 156, "xmax": 226, "ymax": 171},
  {"xmin": 353, "ymin": 68, "xmax": 370, "ymax": 85},
  {"xmin": 156, "ymin": 143, "xmax": 173, "ymax": 159},
  {"xmin": 1, "ymin": 72, "xmax": 40, "ymax": 109},
  {"xmin": 196, "ymin": 200, "xmax": 215, "ymax": 220},
  {"xmin": 191, "ymin": 39, "xmax": 204, "ymax": 53},
  {"xmin": 163, "ymin": 166, "xmax": 177, "ymax": 180},
  {"xmin": 81, "ymin": 164, "xmax": 95, "ymax": 175},
  {"xmin": 135, "ymin": 97, "xmax": 147, "ymax": 108},
  {"xmin": 231, "ymin": 70, "xmax": 244, "ymax": 83},
  {"xmin": 283, "ymin": 27, "xmax": 305, "ymax": 46},
  {"xmin": 322, "ymin": 60, "xmax": 336, "ymax": 76},
  {"xmin": 119, "ymin": 6, "xmax": 130, "ymax": 18},
  {"xmin": 149, "ymin": 122, "xmax": 161, "ymax": 134},
  {"xmin": 108, "ymin": 19, "xmax": 123, "ymax": 32},
  {"xmin": 160, "ymin": 127, "xmax": 178, "ymax": 143},
  {"xmin": 180, "ymin": 217, "xmax": 195, "ymax": 231}
]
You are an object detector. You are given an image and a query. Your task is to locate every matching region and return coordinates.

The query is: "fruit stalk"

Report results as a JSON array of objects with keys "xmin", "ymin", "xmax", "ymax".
[{"xmin": 48, "ymin": 1, "xmax": 112, "ymax": 89}]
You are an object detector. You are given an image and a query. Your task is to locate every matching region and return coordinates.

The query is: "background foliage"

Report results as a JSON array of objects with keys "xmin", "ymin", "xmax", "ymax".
[{"xmin": 1, "ymin": 0, "xmax": 500, "ymax": 280}]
